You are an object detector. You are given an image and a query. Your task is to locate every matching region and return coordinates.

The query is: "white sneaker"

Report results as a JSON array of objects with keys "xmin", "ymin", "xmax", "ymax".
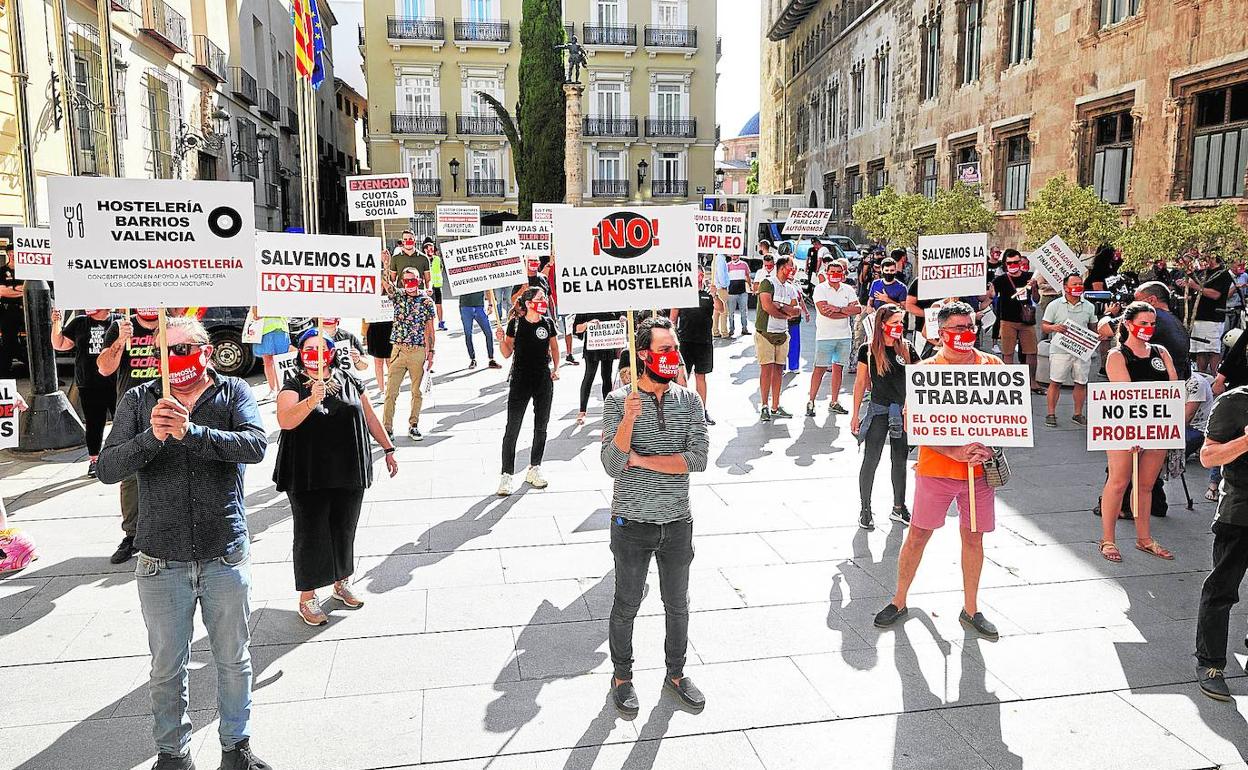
[
  {"xmin": 525, "ymin": 465, "xmax": 549, "ymax": 489},
  {"xmin": 497, "ymin": 473, "xmax": 514, "ymax": 496}
]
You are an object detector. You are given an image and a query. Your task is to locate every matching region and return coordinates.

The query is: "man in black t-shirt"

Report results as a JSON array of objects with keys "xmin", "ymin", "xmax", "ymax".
[
  {"xmin": 0, "ymin": 247, "xmax": 23, "ymax": 377},
  {"xmin": 1196, "ymin": 386, "xmax": 1248, "ymax": 701},
  {"xmin": 1178, "ymin": 261, "xmax": 1234, "ymax": 374},
  {"xmin": 988, "ymin": 250, "xmax": 1040, "ymax": 385},
  {"xmin": 672, "ymin": 280, "xmax": 716, "ymax": 424},
  {"xmin": 97, "ymin": 310, "xmax": 162, "ymax": 564}
]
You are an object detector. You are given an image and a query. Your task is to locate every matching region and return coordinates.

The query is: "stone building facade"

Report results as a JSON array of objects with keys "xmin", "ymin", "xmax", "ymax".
[{"xmin": 760, "ymin": 0, "xmax": 1248, "ymax": 244}]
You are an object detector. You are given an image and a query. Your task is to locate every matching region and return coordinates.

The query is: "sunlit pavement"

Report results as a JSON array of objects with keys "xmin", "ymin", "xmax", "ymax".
[{"xmin": 2, "ymin": 306, "xmax": 1247, "ymax": 770}]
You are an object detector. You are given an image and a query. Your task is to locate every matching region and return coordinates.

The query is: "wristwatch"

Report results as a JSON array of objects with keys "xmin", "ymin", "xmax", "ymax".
[{"xmin": 383, "ymin": 447, "xmax": 396, "ymax": 455}]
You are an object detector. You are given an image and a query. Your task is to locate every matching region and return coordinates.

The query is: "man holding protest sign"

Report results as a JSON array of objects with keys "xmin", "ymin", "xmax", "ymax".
[
  {"xmin": 756, "ymin": 256, "xmax": 802, "ymax": 421},
  {"xmin": 383, "ymin": 268, "xmax": 437, "ymax": 441},
  {"xmin": 874, "ymin": 302, "xmax": 1011, "ymax": 641},
  {"xmin": 1041, "ymin": 273, "xmax": 1101, "ymax": 427},
  {"xmin": 96, "ymin": 317, "xmax": 271, "ymax": 770}
]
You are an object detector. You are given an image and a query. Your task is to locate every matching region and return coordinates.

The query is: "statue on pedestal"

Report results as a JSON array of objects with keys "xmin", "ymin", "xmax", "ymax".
[{"xmin": 555, "ymin": 35, "xmax": 588, "ymax": 84}]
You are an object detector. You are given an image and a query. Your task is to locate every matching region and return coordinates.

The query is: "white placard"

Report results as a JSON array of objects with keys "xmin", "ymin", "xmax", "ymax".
[
  {"xmin": 1087, "ymin": 382, "xmax": 1184, "ymax": 450},
  {"xmin": 916, "ymin": 233, "xmax": 989, "ymax": 300},
  {"xmin": 48, "ymin": 177, "xmax": 257, "ymax": 309},
  {"xmin": 367, "ymin": 293, "xmax": 395, "ymax": 323},
  {"xmin": 346, "ymin": 173, "xmax": 415, "ymax": 221},
  {"xmin": 1050, "ymin": 323, "xmax": 1100, "ymax": 362},
  {"xmin": 586, "ymin": 319, "xmax": 627, "ymax": 351},
  {"xmin": 503, "ymin": 221, "xmax": 553, "ymax": 255},
  {"xmin": 694, "ymin": 211, "xmax": 747, "ymax": 254},
  {"xmin": 551, "ymin": 206, "xmax": 699, "ymax": 315},
  {"xmin": 12, "ymin": 226, "xmax": 53, "ymax": 280},
  {"xmin": 242, "ymin": 313, "xmax": 264, "ymax": 344},
  {"xmin": 781, "ymin": 208, "xmax": 833, "ymax": 236},
  {"xmin": 0, "ymin": 379, "xmax": 17, "ymax": 448},
  {"xmin": 274, "ymin": 350, "xmax": 300, "ymax": 384},
  {"xmin": 533, "ymin": 203, "xmax": 571, "ymax": 223},
  {"xmin": 436, "ymin": 204, "xmax": 480, "ymax": 237},
  {"xmin": 905, "ymin": 364, "xmax": 1034, "ymax": 447},
  {"xmin": 441, "ymin": 231, "xmax": 525, "ymax": 294},
  {"xmin": 255, "ymin": 232, "xmax": 383, "ymax": 318},
  {"xmin": 1031, "ymin": 235, "xmax": 1085, "ymax": 293}
]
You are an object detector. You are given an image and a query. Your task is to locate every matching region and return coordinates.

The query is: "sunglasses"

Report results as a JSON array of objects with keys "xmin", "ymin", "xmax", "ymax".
[
  {"xmin": 168, "ymin": 343, "xmax": 205, "ymax": 356},
  {"xmin": 1005, "ymin": 261, "xmax": 1023, "ymax": 266}
]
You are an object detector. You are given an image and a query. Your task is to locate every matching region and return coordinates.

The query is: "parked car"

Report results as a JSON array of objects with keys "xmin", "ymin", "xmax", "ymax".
[{"xmin": 203, "ymin": 306, "xmax": 255, "ymax": 377}]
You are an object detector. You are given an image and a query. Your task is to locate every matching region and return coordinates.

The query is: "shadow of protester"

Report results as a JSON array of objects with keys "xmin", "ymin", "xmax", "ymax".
[
  {"xmin": 785, "ymin": 416, "xmax": 843, "ymax": 467},
  {"xmin": 829, "ymin": 525, "xmax": 905, "ymax": 672},
  {"xmin": 712, "ymin": 425, "xmax": 777, "ymax": 476},
  {"xmin": 360, "ymin": 492, "xmax": 522, "ymax": 594},
  {"xmin": 951, "ymin": 638, "xmax": 1025, "ymax": 769}
]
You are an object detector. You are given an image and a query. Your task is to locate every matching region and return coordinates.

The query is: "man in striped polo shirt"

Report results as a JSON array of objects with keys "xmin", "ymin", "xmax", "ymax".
[{"xmin": 601, "ymin": 316, "xmax": 710, "ymax": 716}]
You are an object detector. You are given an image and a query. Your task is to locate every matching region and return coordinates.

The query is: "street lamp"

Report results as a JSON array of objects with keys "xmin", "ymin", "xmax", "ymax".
[
  {"xmin": 715, "ymin": 167, "xmax": 725, "ymax": 192},
  {"xmin": 636, "ymin": 158, "xmax": 648, "ymax": 192},
  {"xmin": 448, "ymin": 157, "xmax": 460, "ymax": 193}
]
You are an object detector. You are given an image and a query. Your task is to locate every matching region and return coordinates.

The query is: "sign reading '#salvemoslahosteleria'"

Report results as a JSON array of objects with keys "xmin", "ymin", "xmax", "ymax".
[{"xmin": 48, "ymin": 177, "xmax": 257, "ymax": 309}]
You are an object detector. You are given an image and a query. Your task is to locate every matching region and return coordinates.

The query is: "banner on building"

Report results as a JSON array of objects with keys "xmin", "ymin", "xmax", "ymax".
[
  {"xmin": 436, "ymin": 204, "xmax": 480, "ymax": 237},
  {"xmin": 503, "ymin": 221, "xmax": 553, "ymax": 255},
  {"xmin": 0, "ymin": 379, "xmax": 18, "ymax": 449},
  {"xmin": 1031, "ymin": 235, "xmax": 1085, "ymax": 292},
  {"xmin": 1049, "ymin": 323, "xmax": 1100, "ymax": 362},
  {"xmin": 1086, "ymin": 382, "xmax": 1185, "ymax": 451},
  {"xmin": 255, "ymin": 232, "xmax": 383, "ymax": 318},
  {"xmin": 11, "ymin": 227, "xmax": 53, "ymax": 281},
  {"xmin": 694, "ymin": 211, "xmax": 747, "ymax": 254},
  {"xmin": 781, "ymin": 208, "xmax": 833, "ymax": 236},
  {"xmin": 533, "ymin": 203, "xmax": 571, "ymax": 223},
  {"xmin": 905, "ymin": 364, "xmax": 1034, "ymax": 447},
  {"xmin": 47, "ymin": 178, "xmax": 257, "ymax": 309},
  {"xmin": 586, "ymin": 319, "xmax": 627, "ymax": 351},
  {"xmin": 915, "ymin": 233, "xmax": 989, "ymax": 300},
  {"xmin": 346, "ymin": 174, "xmax": 415, "ymax": 221},
  {"xmin": 441, "ymin": 231, "xmax": 525, "ymax": 294},
  {"xmin": 551, "ymin": 206, "xmax": 698, "ymax": 314}
]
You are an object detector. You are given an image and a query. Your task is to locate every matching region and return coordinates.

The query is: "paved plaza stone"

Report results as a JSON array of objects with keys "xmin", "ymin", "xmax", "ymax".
[{"xmin": 2, "ymin": 313, "xmax": 1248, "ymax": 769}]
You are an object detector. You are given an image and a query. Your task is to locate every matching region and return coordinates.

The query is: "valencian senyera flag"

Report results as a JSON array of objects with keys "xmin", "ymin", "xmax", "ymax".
[{"xmin": 293, "ymin": 0, "xmax": 313, "ymax": 80}]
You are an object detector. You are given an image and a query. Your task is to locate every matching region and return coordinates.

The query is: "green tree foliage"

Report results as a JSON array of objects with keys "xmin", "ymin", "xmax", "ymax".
[
  {"xmin": 1019, "ymin": 175, "xmax": 1122, "ymax": 256},
  {"xmin": 1116, "ymin": 205, "xmax": 1200, "ymax": 274},
  {"xmin": 852, "ymin": 186, "xmax": 930, "ymax": 249},
  {"xmin": 923, "ymin": 182, "xmax": 996, "ymax": 235},
  {"xmin": 478, "ymin": 0, "xmax": 566, "ymax": 218},
  {"xmin": 746, "ymin": 159, "xmax": 759, "ymax": 194}
]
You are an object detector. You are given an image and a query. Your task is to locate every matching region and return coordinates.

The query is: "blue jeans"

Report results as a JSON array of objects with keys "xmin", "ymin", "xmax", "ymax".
[
  {"xmin": 788, "ymin": 321, "xmax": 802, "ymax": 370},
  {"xmin": 460, "ymin": 305, "xmax": 494, "ymax": 361},
  {"xmin": 135, "ymin": 541, "xmax": 253, "ymax": 755},
  {"xmin": 726, "ymin": 293, "xmax": 749, "ymax": 333}
]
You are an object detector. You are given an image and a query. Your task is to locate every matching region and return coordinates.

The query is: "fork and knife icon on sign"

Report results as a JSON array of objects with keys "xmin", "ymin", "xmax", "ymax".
[{"xmin": 63, "ymin": 203, "xmax": 84, "ymax": 238}]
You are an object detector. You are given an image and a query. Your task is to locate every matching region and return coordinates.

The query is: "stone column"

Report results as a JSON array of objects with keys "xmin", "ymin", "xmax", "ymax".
[{"xmin": 563, "ymin": 83, "xmax": 585, "ymax": 206}]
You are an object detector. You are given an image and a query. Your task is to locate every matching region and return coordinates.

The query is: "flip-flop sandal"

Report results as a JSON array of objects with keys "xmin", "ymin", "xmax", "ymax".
[
  {"xmin": 1136, "ymin": 540, "xmax": 1174, "ymax": 560},
  {"xmin": 1099, "ymin": 541, "xmax": 1122, "ymax": 563},
  {"xmin": 1205, "ymin": 485, "xmax": 1219, "ymax": 503}
]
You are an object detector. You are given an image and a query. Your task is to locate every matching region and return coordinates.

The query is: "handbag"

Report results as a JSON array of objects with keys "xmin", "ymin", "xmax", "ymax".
[{"xmin": 982, "ymin": 448, "xmax": 1011, "ymax": 488}]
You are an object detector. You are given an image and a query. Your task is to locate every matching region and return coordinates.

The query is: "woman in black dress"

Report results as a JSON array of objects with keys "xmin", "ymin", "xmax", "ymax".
[
  {"xmin": 1097, "ymin": 301, "xmax": 1177, "ymax": 563},
  {"xmin": 276, "ymin": 329, "xmax": 399, "ymax": 626}
]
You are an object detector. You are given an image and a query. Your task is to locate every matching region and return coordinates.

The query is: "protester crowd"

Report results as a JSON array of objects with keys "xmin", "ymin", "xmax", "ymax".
[{"xmin": 2, "ymin": 228, "xmax": 1248, "ymax": 770}]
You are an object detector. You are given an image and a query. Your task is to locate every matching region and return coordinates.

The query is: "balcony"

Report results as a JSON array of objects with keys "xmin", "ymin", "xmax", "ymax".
[
  {"xmin": 592, "ymin": 179, "xmax": 630, "ymax": 198},
  {"xmin": 111, "ymin": 0, "xmax": 132, "ymax": 9},
  {"xmin": 140, "ymin": 0, "xmax": 188, "ymax": 53},
  {"xmin": 583, "ymin": 116, "xmax": 638, "ymax": 137},
  {"xmin": 467, "ymin": 178, "xmax": 505, "ymax": 198},
  {"xmin": 645, "ymin": 25, "xmax": 697, "ymax": 53},
  {"xmin": 646, "ymin": 117, "xmax": 697, "ymax": 139},
  {"xmin": 412, "ymin": 178, "xmax": 442, "ymax": 197},
  {"xmin": 391, "ymin": 112, "xmax": 448, "ymax": 135},
  {"xmin": 564, "ymin": 23, "xmax": 574, "ymax": 39},
  {"xmin": 651, "ymin": 179, "xmax": 689, "ymax": 198},
  {"xmin": 453, "ymin": 19, "xmax": 511, "ymax": 51},
  {"xmin": 358, "ymin": 24, "xmax": 364, "ymax": 47},
  {"xmin": 192, "ymin": 35, "xmax": 227, "ymax": 83},
  {"xmin": 259, "ymin": 89, "xmax": 280, "ymax": 120},
  {"xmin": 584, "ymin": 24, "xmax": 637, "ymax": 47},
  {"xmin": 282, "ymin": 107, "xmax": 297, "ymax": 134},
  {"xmin": 230, "ymin": 67, "xmax": 258, "ymax": 106},
  {"xmin": 387, "ymin": 16, "xmax": 445, "ymax": 47},
  {"xmin": 457, "ymin": 113, "xmax": 504, "ymax": 135}
]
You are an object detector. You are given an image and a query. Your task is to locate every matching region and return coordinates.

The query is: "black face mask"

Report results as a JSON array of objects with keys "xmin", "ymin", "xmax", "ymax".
[{"xmin": 882, "ymin": 272, "xmax": 897, "ymax": 282}]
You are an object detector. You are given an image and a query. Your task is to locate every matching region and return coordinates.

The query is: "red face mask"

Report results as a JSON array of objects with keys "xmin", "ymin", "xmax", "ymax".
[
  {"xmin": 136, "ymin": 309, "xmax": 159, "ymax": 321},
  {"xmin": 167, "ymin": 348, "xmax": 207, "ymax": 388},
  {"xmin": 301, "ymin": 346, "xmax": 333, "ymax": 369},
  {"xmin": 529, "ymin": 299, "xmax": 549, "ymax": 316},
  {"xmin": 884, "ymin": 322, "xmax": 905, "ymax": 340},
  {"xmin": 827, "ymin": 271, "xmax": 845, "ymax": 283},
  {"xmin": 1128, "ymin": 322, "xmax": 1155, "ymax": 342},
  {"xmin": 940, "ymin": 328, "xmax": 978, "ymax": 353},
  {"xmin": 1069, "ymin": 287, "xmax": 1084, "ymax": 298},
  {"xmin": 644, "ymin": 349, "xmax": 682, "ymax": 382},
  {"xmin": 402, "ymin": 238, "xmax": 415, "ymax": 250},
  {"xmin": 402, "ymin": 277, "xmax": 422, "ymax": 293},
  {"xmin": 322, "ymin": 318, "xmax": 340, "ymax": 327}
]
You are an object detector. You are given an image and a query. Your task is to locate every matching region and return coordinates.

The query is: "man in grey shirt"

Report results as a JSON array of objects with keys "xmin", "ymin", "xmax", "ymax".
[{"xmin": 601, "ymin": 316, "xmax": 709, "ymax": 716}]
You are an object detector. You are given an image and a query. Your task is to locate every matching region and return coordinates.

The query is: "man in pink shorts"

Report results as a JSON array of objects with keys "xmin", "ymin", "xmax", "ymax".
[{"xmin": 873, "ymin": 301, "xmax": 1001, "ymax": 640}]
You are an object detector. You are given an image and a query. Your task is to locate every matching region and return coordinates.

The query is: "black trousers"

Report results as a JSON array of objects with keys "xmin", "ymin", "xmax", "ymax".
[
  {"xmin": 609, "ymin": 517, "xmax": 694, "ymax": 679},
  {"xmin": 578, "ymin": 351, "xmax": 614, "ymax": 412},
  {"xmin": 289, "ymin": 487, "xmax": 365, "ymax": 592},
  {"xmin": 501, "ymin": 373, "xmax": 553, "ymax": 474},
  {"xmin": 859, "ymin": 416, "xmax": 908, "ymax": 510},
  {"xmin": 1196, "ymin": 520, "xmax": 1248, "ymax": 669},
  {"xmin": 0, "ymin": 304, "xmax": 22, "ymax": 376},
  {"xmin": 79, "ymin": 386, "xmax": 115, "ymax": 456}
]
